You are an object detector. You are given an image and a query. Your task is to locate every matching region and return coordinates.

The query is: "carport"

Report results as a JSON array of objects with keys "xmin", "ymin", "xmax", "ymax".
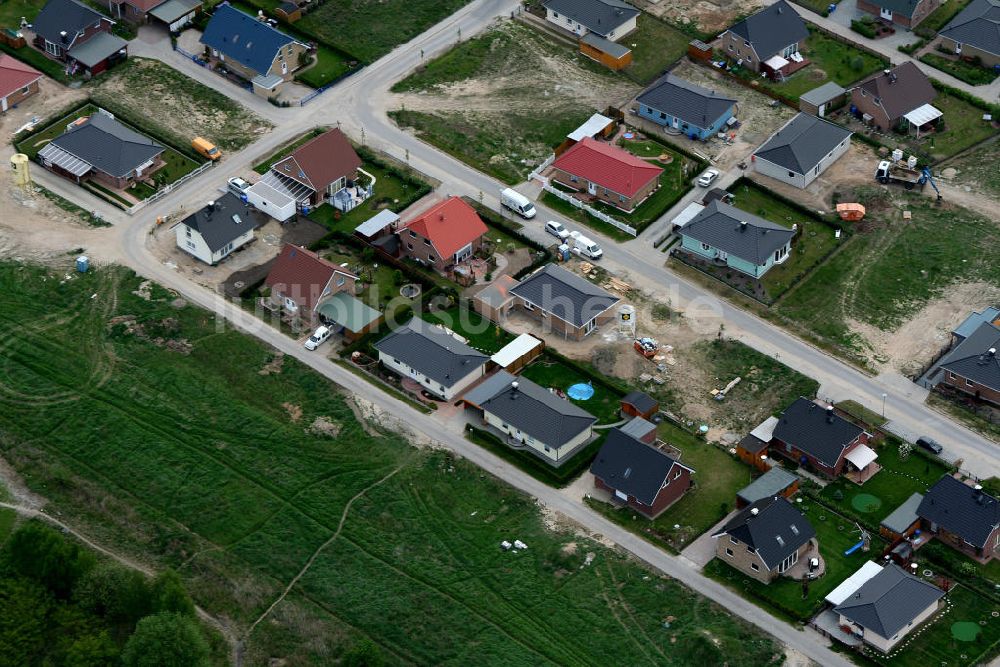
[
  {"xmin": 149, "ymin": 0, "xmax": 201, "ymax": 32},
  {"xmin": 246, "ymin": 178, "xmax": 299, "ymax": 222},
  {"xmin": 316, "ymin": 292, "xmax": 383, "ymax": 341}
]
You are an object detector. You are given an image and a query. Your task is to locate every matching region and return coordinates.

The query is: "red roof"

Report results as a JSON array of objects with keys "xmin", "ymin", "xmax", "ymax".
[
  {"xmin": 265, "ymin": 244, "xmax": 357, "ymax": 311},
  {"xmin": 552, "ymin": 137, "xmax": 663, "ymax": 199},
  {"xmin": 272, "ymin": 128, "xmax": 362, "ymax": 192},
  {"xmin": 402, "ymin": 197, "xmax": 488, "ymax": 259},
  {"xmin": 0, "ymin": 55, "xmax": 41, "ymax": 99}
]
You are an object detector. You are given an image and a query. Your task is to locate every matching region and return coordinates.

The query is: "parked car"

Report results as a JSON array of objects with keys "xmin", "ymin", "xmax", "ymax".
[
  {"xmin": 228, "ymin": 177, "xmax": 251, "ymax": 196},
  {"xmin": 304, "ymin": 326, "xmax": 331, "ymax": 350},
  {"xmin": 544, "ymin": 220, "xmax": 569, "ymax": 240},
  {"xmin": 568, "ymin": 230, "xmax": 602, "ymax": 259},
  {"xmin": 916, "ymin": 436, "xmax": 943, "ymax": 455},
  {"xmin": 192, "ymin": 136, "xmax": 222, "ymax": 161},
  {"xmin": 696, "ymin": 167, "xmax": 720, "ymax": 187}
]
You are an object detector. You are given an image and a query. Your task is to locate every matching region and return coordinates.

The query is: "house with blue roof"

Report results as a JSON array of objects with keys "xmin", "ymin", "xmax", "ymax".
[{"xmin": 200, "ymin": 4, "xmax": 308, "ymax": 97}]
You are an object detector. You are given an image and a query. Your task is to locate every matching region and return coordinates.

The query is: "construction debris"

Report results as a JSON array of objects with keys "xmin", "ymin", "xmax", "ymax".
[{"xmin": 711, "ymin": 376, "xmax": 742, "ymax": 401}]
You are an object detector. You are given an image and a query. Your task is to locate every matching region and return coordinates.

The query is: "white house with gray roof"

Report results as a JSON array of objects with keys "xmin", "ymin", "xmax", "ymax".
[
  {"xmin": 374, "ymin": 318, "xmax": 488, "ymax": 400},
  {"xmin": 678, "ymin": 200, "xmax": 795, "ymax": 278},
  {"xmin": 542, "ymin": 0, "xmax": 639, "ymax": 41},
  {"xmin": 463, "ymin": 370, "xmax": 597, "ymax": 466},
  {"xmin": 752, "ymin": 113, "xmax": 852, "ymax": 189},
  {"xmin": 175, "ymin": 193, "xmax": 264, "ymax": 265}
]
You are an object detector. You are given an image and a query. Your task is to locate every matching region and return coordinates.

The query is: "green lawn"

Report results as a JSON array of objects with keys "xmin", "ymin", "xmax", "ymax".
[
  {"xmin": 622, "ymin": 14, "xmax": 690, "ymax": 85},
  {"xmin": 0, "ymin": 0, "xmax": 44, "ymax": 27},
  {"xmin": 0, "ymin": 261, "xmax": 783, "ymax": 665},
  {"xmin": 519, "ymin": 355, "xmax": 623, "ymax": 425},
  {"xmin": 614, "ymin": 136, "xmax": 699, "ymax": 231},
  {"xmin": 320, "ymin": 247, "xmax": 415, "ymax": 319},
  {"xmin": 919, "ymin": 91, "xmax": 999, "ymax": 160},
  {"xmin": 295, "ymin": 45, "xmax": 353, "ymax": 88},
  {"xmin": 916, "ymin": 0, "xmax": 973, "ymax": 36},
  {"xmin": 588, "ymin": 421, "xmax": 752, "ymax": 552},
  {"xmin": 422, "ymin": 306, "xmax": 514, "ymax": 355},
  {"xmin": 921, "ymin": 53, "xmax": 1000, "ymax": 86},
  {"xmin": 16, "ymin": 103, "xmax": 100, "ymax": 160}
]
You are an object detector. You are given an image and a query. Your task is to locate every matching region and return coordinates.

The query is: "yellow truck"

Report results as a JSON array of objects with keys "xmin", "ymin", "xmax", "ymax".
[{"xmin": 192, "ymin": 137, "xmax": 221, "ymax": 161}]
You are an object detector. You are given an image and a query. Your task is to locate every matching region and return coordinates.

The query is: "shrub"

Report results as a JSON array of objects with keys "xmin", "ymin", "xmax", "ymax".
[{"xmin": 121, "ymin": 612, "xmax": 210, "ymax": 667}]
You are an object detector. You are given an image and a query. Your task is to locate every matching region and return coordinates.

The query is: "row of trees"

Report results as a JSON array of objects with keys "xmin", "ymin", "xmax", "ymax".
[{"xmin": 0, "ymin": 520, "xmax": 212, "ymax": 666}]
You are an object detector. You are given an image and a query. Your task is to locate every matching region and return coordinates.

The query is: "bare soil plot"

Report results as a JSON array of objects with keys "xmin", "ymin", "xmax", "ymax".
[{"xmin": 634, "ymin": 0, "xmax": 765, "ymax": 34}]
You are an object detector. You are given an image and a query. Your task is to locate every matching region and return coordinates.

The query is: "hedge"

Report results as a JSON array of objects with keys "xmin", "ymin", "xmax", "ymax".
[{"xmin": 466, "ymin": 426, "xmax": 606, "ymax": 488}]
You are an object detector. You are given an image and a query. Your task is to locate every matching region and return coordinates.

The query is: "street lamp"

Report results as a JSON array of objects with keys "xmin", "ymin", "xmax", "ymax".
[{"xmin": 881, "ymin": 393, "xmax": 887, "ymax": 418}]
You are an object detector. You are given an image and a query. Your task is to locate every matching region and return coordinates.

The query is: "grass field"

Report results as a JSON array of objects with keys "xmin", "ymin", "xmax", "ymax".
[
  {"xmin": 917, "ymin": 0, "xmax": 973, "ymax": 36},
  {"xmin": 921, "ymin": 54, "xmax": 1000, "ymax": 86},
  {"xmin": 294, "ymin": 45, "xmax": 353, "ymax": 88},
  {"xmin": 519, "ymin": 355, "xmax": 623, "ymax": 425},
  {"xmin": 0, "ymin": 261, "xmax": 783, "ymax": 665},
  {"xmin": 539, "ymin": 190, "xmax": 636, "ymax": 241},
  {"xmin": 422, "ymin": 306, "xmax": 515, "ymax": 354},
  {"xmin": 623, "ymin": 14, "xmax": 690, "ymax": 84}
]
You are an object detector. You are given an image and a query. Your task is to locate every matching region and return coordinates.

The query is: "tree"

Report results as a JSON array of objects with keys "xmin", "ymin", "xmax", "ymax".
[
  {"xmin": 341, "ymin": 639, "xmax": 385, "ymax": 667},
  {"xmin": 7, "ymin": 521, "xmax": 95, "ymax": 598},
  {"xmin": 851, "ymin": 56, "xmax": 865, "ymax": 71},
  {"xmin": 58, "ymin": 629, "xmax": 119, "ymax": 667},
  {"xmin": 150, "ymin": 569, "xmax": 195, "ymax": 617},
  {"xmin": 121, "ymin": 612, "xmax": 210, "ymax": 667},
  {"xmin": 0, "ymin": 575, "xmax": 50, "ymax": 663},
  {"xmin": 74, "ymin": 563, "xmax": 152, "ymax": 625}
]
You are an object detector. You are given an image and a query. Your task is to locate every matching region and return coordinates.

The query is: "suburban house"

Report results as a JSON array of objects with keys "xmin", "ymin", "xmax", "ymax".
[
  {"xmin": 590, "ymin": 427, "xmax": 695, "ymax": 519},
  {"xmin": 508, "ymin": 264, "xmax": 620, "ymax": 339},
  {"xmin": 712, "ymin": 495, "xmax": 817, "ymax": 584},
  {"xmin": 200, "ymin": 4, "xmax": 308, "ymax": 97},
  {"xmin": 472, "ymin": 274, "xmax": 520, "ymax": 323},
  {"xmin": 935, "ymin": 320, "xmax": 1000, "ymax": 407},
  {"xmin": 542, "ymin": 0, "xmax": 638, "ymax": 41},
  {"xmin": 397, "ymin": 197, "xmax": 489, "ymax": 275},
  {"xmin": 857, "ymin": 0, "xmax": 941, "ymax": 28},
  {"xmin": 850, "ymin": 63, "xmax": 940, "ymax": 134},
  {"xmin": 621, "ymin": 390, "xmax": 658, "ymax": 420},
  {"xmin": 879, "ymin": 492, "xmax": 923, "ymax": 540},
  {"xmin": 736, "ymin": 467, "xmax": 800, "ymax": 508},
  {"xmin": 0, "ymin": 55, "xmax": 42, "ymax": 112},
  {"xmin": 31, "ymin": 0, "xmax": 128, "ymax": 76},
  {"xmin": 249, "ymin": 128, "xmax": 369, "ymax": 220},
  {"xmin": 771, "ymin": 397, "xmax": 879, "ymax": 481},
  {"xmin": 917, "ymin": 475, "xmax": 1000, "ymax": 562},
  {"xmin": 939, "ymin": 0, "xmax": 1000, "ymax": 68},
  {"xmin": 175, "ymin": 194, "xmax": 263, "ymax": 265},
  {"xmin": 635, "ymin": 74, "xmax": 737, "ymax": 140},
  {"xmin": 951, "ymin": 306, "xmax": 1000, "ymax": 347},
  {"xmin": 827, "ymin": 563, "xmax": 945, "ymax": 653},
  {"xmin": 38, "ymin": 111, "xmax": 165, "ymax": 190},
  {"xmin": 677, "ymin": 200, "xmax": 795, "ymax": 278},
  {"xmin": 550, "ymin": 137, "xmax": 663, "ymax": 212},
  {"xmin": 799, "ymin": 82, "xmax": 847, "ymax": 118},
  {"xmin": 263, "ymin": 244, "xmax": 360, "ymax": 330},
  {"xmin": 374, "ymin": 318, "xmax": 488, "ymax": 401},
  {"xmin": 463, "ymin": 370, "xmax": 597, "ymax": 466},
  {"xmin": 752, "ymin": 113, "xmax": 853, "ymax": 189},
  {"xmin": 720, "ymin": 0, "xmax": 809, "ymax": 76},
  {"xmin": 107, "ymin": 0, "xmax": 168, "ymax": 23}
]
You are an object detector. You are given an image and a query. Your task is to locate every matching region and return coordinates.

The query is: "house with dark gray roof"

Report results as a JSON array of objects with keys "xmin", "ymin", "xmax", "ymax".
[
  {"xmin": 850, "ymin": 62, "xmax": 940, "ymax": 133},
  {"xmin": 38, "ymin": 111, "xmax": 164, "ymax": 190},
  {"xmin": 918, "ymin": 475, "xmax": 1000, "ymax": 562},
  {"xmin": 542, "ymin": 0, "xmax": 639, "ymax": 41},
  {"xmin": 720, "ymin": 0, "xmax": 809, "ymax": 74},
  {"xmin": 374, "ymin": 318, "xmax": 488, "ymax": 400},
  {"xmin": 712, "ymin": 495, "xmax": 816, "ymax": 583},
  {"xmin": 591, "ymin": 427, "xmax": 694, "ymax": 518},
  {"xmin": 31, "ymin": 0, "xmax": 127, "ymax": 75},
  {"xmin": 771, "ymin": 397, "xmax": 878, "ymax": 481},
  {"xmin": 636, "ymin": 74, "xmax": 737, "ymax": 140},
  {"xmin": 678, "ymin": 200, "xmax": 795, "ymax": 278},
  {"xmin": 858, "ymin": 0, "xmax": 942, "ymax": 29},
  {"xmin": 752, "ymin": 113, "xmax": 852, "ymax": 189},
  {"xmin": 833, "ymin": 563, "xmax": 945, "ymax": 652},
  {"xmin": 939, "ymin": 0, "xmax": 1000, "ymax": 68},
  {"xmin": 175, "ymin": 194, "xmax": 265, "ymax": 266},
  {"xmin": 509, "ymin": 264, "xmax": 620, "ymax": 340},
  {"xmin": 936, "ymin": 320, "xmax": 1000, "ymax": 407},
  {"xmin": 463, "ymin": 370, "xmax": 597, "ymax": 466}
]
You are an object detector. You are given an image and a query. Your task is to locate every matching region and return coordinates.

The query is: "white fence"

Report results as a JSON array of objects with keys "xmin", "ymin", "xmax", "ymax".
[
  {"xmin": 528, "ymin": 153, "xmax": 556, "ymax": 183},
  {"xmin": 541, "ymin": 184, "xmax": 637, "ymax": 237},
  {"xmin": 130, "ymin": 160, "xmax": 215, "ymax": 215}
]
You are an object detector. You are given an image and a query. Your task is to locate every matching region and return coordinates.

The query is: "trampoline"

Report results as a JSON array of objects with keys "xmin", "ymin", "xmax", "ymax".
[
  {"xmin": 951, "ymin": 622, "xmax": 981, "ymax": 642},
  {"xmin": 567, "ymin": 382, "xmax": 595, "ymax": 400},
  {"xmin": 623, "ymin": 132, "xmax": 635, "ymax": 140},
  {"xmin": 851, "ymin": 493, "xmax": 883, "ymax": 513}
]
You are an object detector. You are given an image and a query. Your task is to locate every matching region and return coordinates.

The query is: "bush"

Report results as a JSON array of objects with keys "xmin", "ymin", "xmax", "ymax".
[
  {"xmin": 851, "ymin": 56, "xmax": 866, "ymax": 71},
  {"xmin": 7, "ymin": 521, "xmax": 95, "ymax": 598},
  {"xmin": 850, "ymin": 19, "xmax": 877, "ymax": 39},
  {"xmin": 74, "ymin": 564, "xmax": 152, "ymax": 626},
  {"xmin": 121, "ymin": 612, "xmax": 210, "ymax": 667}
]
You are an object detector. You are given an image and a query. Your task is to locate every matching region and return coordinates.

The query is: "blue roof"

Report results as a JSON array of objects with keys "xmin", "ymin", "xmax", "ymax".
[
  {"xmin": 953, "ymin": 306, "xmax": 1000, "ymax": 341},
  {"xmin": 200, "ymin": 4, "xmax": 296, "ymax": 76}
]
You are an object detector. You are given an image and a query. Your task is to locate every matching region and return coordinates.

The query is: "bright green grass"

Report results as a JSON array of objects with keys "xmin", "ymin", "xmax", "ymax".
[
  {"xmin": 294, "ymin": 45, "xmax": 353, "ymax": 88},
  {"xmin": 622, "ymin": 14, "xmax": 690, "ymax": 85},
  {"xmin": 0, "ymin": 262, "xmax": 782, "ymax": 665},
  {"xmin": 422, "ymin": 306, "xmax": 515, "ymax": 355},
  {"xmin": 519, "ymin": 356, "xmax": 622, "ymax": 425}
]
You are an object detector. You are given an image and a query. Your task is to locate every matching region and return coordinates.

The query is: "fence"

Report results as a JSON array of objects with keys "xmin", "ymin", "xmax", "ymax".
[
  {"xmin": 527, "ymin": 153, "xmax": 555, "ymax": 183},
  {"xmin": 541, "ymin": 184, "xmax": 637, "ymax": 236},
  {"xmin": 130, "ymin": 160, "xmax": 215, "ymax": 214}
]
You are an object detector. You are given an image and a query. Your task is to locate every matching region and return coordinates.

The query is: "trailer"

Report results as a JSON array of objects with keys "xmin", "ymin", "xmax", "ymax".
[{"xmin": 875, "ymin": 160, "xmax": 925, "ymax": 190}]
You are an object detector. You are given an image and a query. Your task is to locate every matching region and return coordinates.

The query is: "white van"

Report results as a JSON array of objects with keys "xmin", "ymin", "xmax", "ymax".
[
  {"xmin": 568, "ymin": 230, "xmax": 603, "ymax": 259},
  {"xmin": 304, "ymin": 326, "xmax": 331, "ymax": 350},
  {"xmin": 500, "ymin": 188, "xmax": 536, "ymax": 219},
  {"xmin": 544, "ymin": 220, "xmax": 569, "ymax": 240}
]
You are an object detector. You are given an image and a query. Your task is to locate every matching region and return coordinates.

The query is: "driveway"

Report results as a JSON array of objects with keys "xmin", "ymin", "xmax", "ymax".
[{"xmin": 681, "ymin": 509, "xmax": 738, "ymax": 568}]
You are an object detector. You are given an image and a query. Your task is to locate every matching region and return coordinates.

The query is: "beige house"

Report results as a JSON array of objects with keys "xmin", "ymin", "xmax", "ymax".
[{"xmin": 712, "ymin": 496, "xmax": 816, "ymax": 584}]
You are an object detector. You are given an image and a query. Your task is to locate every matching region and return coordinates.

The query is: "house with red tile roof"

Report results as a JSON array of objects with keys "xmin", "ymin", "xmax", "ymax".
[
  {"xmin": 0, "ymin": 55, "xmax": 41, "ymax": 112},
  {"xmin": 550, "ymin": 137, "xmax": 662, "ymax": 212},
  {"xmin": 398, "ymin": 197, "xmax": 488, "ymax": 275},
  {"xmin": 264, "ymin": 244, "xmax": 359, "ymax": 329}
]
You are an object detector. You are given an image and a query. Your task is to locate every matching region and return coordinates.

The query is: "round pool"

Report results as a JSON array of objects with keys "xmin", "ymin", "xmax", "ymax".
[{"xmin": 567, "ymin": 382, "xmax": 595, "ymax": 400}]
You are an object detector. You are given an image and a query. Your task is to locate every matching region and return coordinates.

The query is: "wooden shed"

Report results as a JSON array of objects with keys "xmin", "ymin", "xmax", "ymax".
[
  {"xmin": 579, "ymin": 32, "xmax": 632, "ymax": 71},
  {"xmin": 275, "ymin": 1, "xmax": 301, "ymax": 22},
  {"xmin": 620, "ymin": 391, "xmax": 658, "ymax": 420},
  {"xmin": 489, "ymin": 333, "xmax": 544, "ymax": 374},
  {"xmin": 687, "ymin": 39, "xmax": 712, "ymax": 63}
]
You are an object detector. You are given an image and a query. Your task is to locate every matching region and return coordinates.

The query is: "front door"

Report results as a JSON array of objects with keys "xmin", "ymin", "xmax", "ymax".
[
  {"xmin": 587, "ymin": 181, "xmax": 597, "ymax": 195},
  {"xmin": 818, "ymin": 103, "xmax": 826, "ymax": 117},
  {"xmin": 880, "ymin": 7, "xmax": 892, "ymax": 19}
]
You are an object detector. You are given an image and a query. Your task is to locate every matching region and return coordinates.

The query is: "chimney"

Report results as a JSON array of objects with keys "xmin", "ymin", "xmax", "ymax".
[
  {"xmin": 511, "ymin": 381, "xmax": 519, "ymax": 393},
  {"xmin": 739, "ymin": 220, "xmax": 748, "ymax": 232},
  {"xmin": 990, "ymin": 348, "xmax": 997, "ymax": 357},
  {"xmin": 826, "ymin": 405, "xmax": 834, "ymax": 424},
  {"xmin": 60, "ymin": 30, "xmax": 68, "ymax": 43},
  {"xmin": 750, "ymin": 507, "xmax": 759, "ymax": 516},
  {"xmin": 206, "ymin": 201, "xmax": 215, "ymax": 217}
]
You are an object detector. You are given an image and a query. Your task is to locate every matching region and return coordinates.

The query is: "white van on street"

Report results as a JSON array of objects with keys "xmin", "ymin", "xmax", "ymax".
[{"xmin": 500, "ymin": 188, "xmax": 537, "ymax": 219}]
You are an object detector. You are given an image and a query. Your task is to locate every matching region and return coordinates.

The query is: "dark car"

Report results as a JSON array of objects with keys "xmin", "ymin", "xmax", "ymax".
[{"xmin": 916, "ymin": 436, "xmax": 943, "ymax": 455}]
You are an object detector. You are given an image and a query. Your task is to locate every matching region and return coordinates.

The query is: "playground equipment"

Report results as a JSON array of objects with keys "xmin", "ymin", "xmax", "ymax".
[
  {"xmin": 844, "ymin": 522, "xmax": 872, "ymax": 556},
  {"xmin": 835, "ymin": 202, "xmax": 865, "ymax": 222}
]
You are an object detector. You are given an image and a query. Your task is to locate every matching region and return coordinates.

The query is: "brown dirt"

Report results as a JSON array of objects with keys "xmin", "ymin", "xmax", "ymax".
[
  {"xmin": 283, "ymin": 402, "xmax": 304, "ymax": 422},
  {"xmin": 752, "ymin": 141, "xmax": 878, "ymax": 212},
  {"xmin": 634, "ymin": 0, "xmax": 765, "ymax": 34}
]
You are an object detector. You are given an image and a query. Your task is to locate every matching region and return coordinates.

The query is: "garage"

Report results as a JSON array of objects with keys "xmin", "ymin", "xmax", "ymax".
[{"xmin": 247, "ymin": 181, "xmax": 296, "ymax": 222}]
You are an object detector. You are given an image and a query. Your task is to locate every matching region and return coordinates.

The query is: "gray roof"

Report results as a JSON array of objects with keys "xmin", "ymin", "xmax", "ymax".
[
  {"xmin": 726, "ymin": 0, "xmax": 809, "ymax": 60},
  {"xmin": 834, "ymin": 564, "xmax": 945, "ymax": 640},
  {"xmin": 622, "ymin": 390, "xmax": 657, "ymax": 413},
  {"xmin": 149, "ymin": 0, "xmax": 200, "ymax": 23},
  {"xmin": 918, "ymin": 475, "xmax": 1000, "ymax": 548},
  {"xmin": 737, "ymin": 467, "xmax": 799, "ymax": 506},
  {"xmin": 181, "ymin": 193, "xmax": 262, "ymax": 253},
  {"xmin": 580, "ymin": 31, "xmax": 631, "ymax": 59},
  {"xmin": 754, "ymin": 113, "xmax": 852, "ymax": 175},
  {"xmin": 637, "ymin": 74, "xmax": 736, "ymax": 131},
  {"xmin": 467, "ymin": 371, "xmax": 597, "ymax": 448},
  {"xmin": 591, "ymin": 428, "xmax": 691, "ymax": 506},
  {"xmin": 619, "ymin": 415, "xmax": 657, "ymax": 441},
  {"xmin": 772, "ymin": 398, "xmax": 865, "ymax": 468},
  {"xmin": 509, "ymin": 264, "xmax": 619, "ymax": 328},
  {"xmin": 940, "ymin": 0, "xmax": 1000, "ymax": 58},
  {"xmin": 854, "ymin": 62, "xmax": 936, "ymax": 122},
  {"xmin": 713, "ymin": 496, "xmax": 815, "ymax": 571},
  {"xmin": 680, "ymin": 200, "xmax": 795, "ymax": 267},
  {"xmin": 49, "ymin": 112, "xmax": 163, "ymax": 179},
  {"xmin": 67, "ymin": 31, "xmax": 127, "ymax": 68},
  {"xmin": 953, "ymin": 306, "xmax": 1000, "ymax": 341},
  {"xmin": 938, "ymin": 321, "xmax": 1000, "ymax": 392},
  {"xmin": 374, "ymin": 318, "xmax": 488, "ymax": 389},
  {"xmin": 542, "ymin": 0, "xmax": 639, "ymax": 37},
  {"xmin": 799, "ymin": 81, "xmax": 846, "ymax": 106},
  {"xmin": 865, "ymin": 0, "xmax": 925, "ymax": 17},
  {"xmin": 880, "ymin": 492, "xmax": 923, "ymax": 535},
  {"xmin": 33, "ymin": 0, "xmax": 107, "ymax": 48}
]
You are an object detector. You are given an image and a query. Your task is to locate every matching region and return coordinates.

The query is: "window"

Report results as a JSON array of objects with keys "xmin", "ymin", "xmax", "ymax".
[
  {"xmin": 335, "ymin": 275, "xmax": 346, "ymax": 287},
  {"xmin": 423, "ymin": 238, "xmax": 431, "ymax": 246},
  {"xmin": 744, "ymin": 40, "xmax": 750, "ymax": 47},
  {"xmin": 619, "ymin": 194, "xmax": 625, "ymax": 203},
  {"xmin": 746, "ymin": 545, "xmax": 753, "ymax": 553},
  {"xmin": 750, "ymin": 562, "xmax": 760, "ymax": 572},
  {"xmin": 681, "ymin": 124, "xmax": 689, "ymax": 131},
  {"xmin": 701, "ymin": 242, "xmax": 711, "ymax": 252},
  {"xmin": 20, "ymin": 85, "xmax": 30, "ymax": 94},
  {"xmin": 428, "ymin": 255, "xmax": 435, "ymax": 263},
  {"xmin": 570, "ymin": 175, "xmax": 578, "ymax": 183},
  {"xmin": 185, "ymin": 240, "xmax": 195, "ymax": 250},
  {"xmin": 185, "ymin": 229, "xmax": 192, "ymax": 238},
  {"xmin": 725, "ymin": 548, "xmax": 734, "ymax": 557},
  {"xmin": 409, "ymin": 230, "xmax": 416, "ymax": 237},
  {"xmin": 553, "ymin": 11, "xmax": 559, "ymax": 17},
  {"xmin": 673, "ymin": 470, "xmax": 682, "ymax": 480},
  {"xmin": 728, "ymin": 44, "xmax": 734, "ymax": 52},
  {"xmin": 659, "ymin": 111, "xmax": 666, "ymax": 120},
  {"xmin": 729, "ymin": 536, "xmax": 738, "ymax": 544},
  {"xmin": 406, "ymin": 243, "xmax": 413, "ymax": 250},
  {"xmin": 788, "ymin": 171, "xmax": 795, "ymax": 178},
  {"xmin": 967, "ymin": 379, "xmax": 975, "ymax": 387}
]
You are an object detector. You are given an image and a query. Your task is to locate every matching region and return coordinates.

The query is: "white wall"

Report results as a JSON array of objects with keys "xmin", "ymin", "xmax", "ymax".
[
  {"xmin": 175, "ymin": 224, "xmax": 255, "ymax": 265},
  {"xmin": 484, "ymin": 411, "xmax": 592, "ymax": 463},
  {"xmin": 606, "ymin": 15, "xmax": 637, "ymax": 41},
  {"xmin": 378, "ymin": 352, "xmax": 483, "ymax": 400},
  {"xmin": 754, "ymin": 137, "xmax": 851, "ymax": 189}
]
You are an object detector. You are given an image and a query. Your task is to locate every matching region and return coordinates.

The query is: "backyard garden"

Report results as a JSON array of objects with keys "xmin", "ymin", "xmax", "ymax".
[{"xmin": 519, "ymin": 352, "xmax": 623, "ymax": 426}]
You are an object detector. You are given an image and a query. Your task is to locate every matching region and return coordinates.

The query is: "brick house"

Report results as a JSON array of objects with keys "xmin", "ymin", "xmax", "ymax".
[
  {"xmin": 857, "ymin": 0, "xmax": 941, "ymax": 28},
  {"xmin": 0, "ymin": 55, "xmax": 42, "ymax": 112},
  {"xmin": 712, "ymin": 496, "xmax": 816, "ymax": 584},
  {"xmin": 590, "ymin": 427, "xmax": 695, "ymax": 519},
  {"xmin": 918, "ymin": 475, "xmax": 1000, "ymax": 563},
  {"xmin": 264, "ymin": 244, "xmax": 359, "ymax": 329},
  {"xmin": 850, "ymin": 62, "xmax": 940, "ymax": 133},
  {"xmin": 936, "ymin": 320, "xmax": 1000, "ymax": 407},
  {"xmin": 550, "ymin": 137, "xmax": 662, "ymax": 212},
  {"xmin": 939, "ymin": 0, "xmax": 1000, "ymax": 69},
  {"xmin": 771, "ymin": 397, "xmax": 879, "ymax": 481},
  {"xmin": 397, "ymin": 197, "xmax": 488, "ymax": 274},
  {"xmin": 508, "ymin": 264, "xmax": 620, "ymax": 340},
  {"xmin": 719, "ymin": 0, "xmax": 809, "ymax": 75},
  {"xmin": 31, "ymin": 0, "xmax": 128, "ymax": 76}
]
